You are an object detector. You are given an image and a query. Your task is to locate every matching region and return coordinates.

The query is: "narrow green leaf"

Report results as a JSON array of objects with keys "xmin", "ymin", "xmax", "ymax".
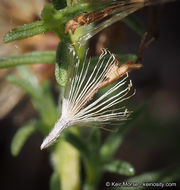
[
  {"xmin": 4, "ymin": 21, "xmax": 48, "ymax": 43},
  {"xmin": 55, "ymin": 41, "xmax": 70, "ymax": 86},
  {"xmin": 55, "ymin": 63, "xmax": 68, "ymax": 87},
  {"xmin": 50, "ymin": 171, "xmax": 61, "ymax": 190},
  {"xmin": 11, "ymin": 121, "xmax": 37, "ymax": 156},
  {"xmin": 0, "ymin": 51, "xmax": 56, "ymax": 69},
  {"xmin": 115, "ymin": 165, "xmax": 180, "ymax": 190},
  {"xmin": 39, "ymin": 81, "xmax": 58, "ymax": 127},
  {"xmin": 123, "ymin": 15, "xmax": 145, "ymax": 36},
  {"xmin": 103, "ymin": 160, "xmax": 135, "ymax": 176},
  {"xmin": 6, "ymin": 74, "xmax": 39, "ymax": 99},
  {"xmin": 7, "ymin": 67, "xmax": 58, "ymax": 128},
  {"xmin": 100, "ymin": 101, "xmax": 148, "ymax": 162}
]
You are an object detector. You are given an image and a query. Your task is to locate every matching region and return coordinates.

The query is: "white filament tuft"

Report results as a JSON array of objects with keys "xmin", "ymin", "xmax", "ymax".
[{"xmin": 41, "ymin": 49, "xmax": 135, "ymax": 149}]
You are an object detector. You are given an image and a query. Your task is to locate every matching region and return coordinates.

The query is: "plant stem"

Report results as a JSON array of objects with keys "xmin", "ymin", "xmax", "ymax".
[
  {"xmin": 83, "ymin": 158, "xmax": 102, "ymax": 190},
  {"xmin": 51, "ymin": 132, "xmax": 81, "ymax": 190}
]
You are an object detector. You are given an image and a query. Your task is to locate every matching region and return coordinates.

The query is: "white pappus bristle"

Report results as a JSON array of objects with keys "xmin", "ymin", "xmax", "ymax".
[{"xmin": 41, "ymin": 49, "xmax": 135, "ymax": 149}]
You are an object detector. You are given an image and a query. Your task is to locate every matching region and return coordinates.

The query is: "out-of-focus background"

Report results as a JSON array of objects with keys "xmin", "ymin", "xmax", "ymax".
[{"xmin": 0, "ymin": 0, "xmax": 180, "ymax": 190}]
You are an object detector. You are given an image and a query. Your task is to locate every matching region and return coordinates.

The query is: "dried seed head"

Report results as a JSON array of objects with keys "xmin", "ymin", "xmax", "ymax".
[{"xmin": 41, "ymin": 49, "xmax": 139, "ymax": 150}]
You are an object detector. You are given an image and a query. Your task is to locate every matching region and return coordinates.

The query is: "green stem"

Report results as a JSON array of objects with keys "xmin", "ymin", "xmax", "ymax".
[
  {"xmin": 51, "ymin": 136, "xmax": 81, "ymax": 190},
  {"xmin": 83, "ymin": 160, "xmax": 102, "ymax": 190}
]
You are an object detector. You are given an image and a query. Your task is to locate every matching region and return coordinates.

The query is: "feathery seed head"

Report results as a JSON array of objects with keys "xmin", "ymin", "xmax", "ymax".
[{"xmin": 41, "ymin": 48, "xmax": 138, "ymax": 150}]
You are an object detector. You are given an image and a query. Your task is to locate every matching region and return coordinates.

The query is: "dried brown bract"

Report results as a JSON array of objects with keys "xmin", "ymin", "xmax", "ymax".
[
  {"xmin": 99, "ymin": 59, "xmax": 142, "ymax": 89},
  {"xmin": 65, "ymin": 1, "xmax": 145, "ymax": 34}
]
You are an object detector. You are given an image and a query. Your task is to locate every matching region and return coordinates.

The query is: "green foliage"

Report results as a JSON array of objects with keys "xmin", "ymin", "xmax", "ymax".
[
  {"xmin": 7, "ymin": 64, "xmax": 144, "ymax": 188},
  {"xmin": 51, "ymin": 131, "xmax": 80, "ymax": 190},
  {"xmin": 55, "ymin": 63, "xmax": 68, "ymax": 87},
  {"xmin": 115, "ymin": 165, "xmax": 180, "ymax": 190},
  {"xmin": 4, "ymin": 3, "xmax": 91, "ymax": 42},
  {"xmin": 41, "ymin": 3, "xmax": 99, "ymax": 37},
  {"xmin": 11, "ymin": 120, "xmax": 37, "ymax": 156},
  {"xmin": 88, "ymin": 128, "xmax": 101, "ymax": 153},
  {"xmin": 0, "ymin": 51, "xmax": 56, "ymax": 68},
  {"xmin": 55, "ymin": 41, "xmax": 70, "ymax": 86},
  {"xmin": 103, "ymin": 160, "xmax": 135, "ymax": 176},
  {"xmin": 62, "ymin": 130, "xmax": 89, "ymax": 158},
  {"xmin": 7, "ymin": 66, "xmax": 58, "ymax": 129},
  {"xmin": 7, "ymin": 71, "xmax": 40, "ymax": 99},
  {"xmin": 1, "ymin": 1, "xmax": 172, "ymax": 190},
  {"xmin": 3, "ymin": 1, "xmax": 117, "ymax": 43},
  {"xmin": 50, "ymin": 171, "xmax": 61, "ymax": 190},
  {"xmin": 4, "ymin": 21, "xmax": 48, "ymax": 43},
  {"xmin": 56, "ymin": 103, "xmax": 146, "ymax": 190},
  {"xmin": 100, "ymin": 102, "xmax": 148, "ymax": 162}
]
